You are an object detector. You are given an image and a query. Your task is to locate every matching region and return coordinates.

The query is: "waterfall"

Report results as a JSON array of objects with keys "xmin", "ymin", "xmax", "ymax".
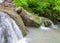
[{"xmin": 0, "ymin": 11, "xmax": 28, "ymax": 43}]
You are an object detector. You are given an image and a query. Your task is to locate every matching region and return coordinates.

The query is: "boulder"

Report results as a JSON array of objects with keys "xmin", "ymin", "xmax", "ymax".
[
  {"xmin": 44, "ymin": 21, "xmax": 51, "ymax": 27},
  {"xmin": 0, "ymin": 5, "xmax": 27, "ymax": 36},
  {"xmin": 40, "ymin": 17, "xmax": 51, "ymax": 27},
  {"xmin": 16, "ymin": 7, "xmax": 41, "ymax": 27}
]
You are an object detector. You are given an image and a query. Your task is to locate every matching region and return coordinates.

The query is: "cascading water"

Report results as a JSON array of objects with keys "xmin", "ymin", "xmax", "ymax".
[
  {"xmin": 0, "ymin": 11, "xmax": 28, "ymax": 43},
  {"xmin": 40, "ymin": 17, "xmax": 57, "ymax": 30}
]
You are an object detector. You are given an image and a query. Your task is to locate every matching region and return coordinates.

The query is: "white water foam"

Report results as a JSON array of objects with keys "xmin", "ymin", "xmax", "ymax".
[
  {"xmin": 0, "ymin": 11, "xmax": 28, "ymax": 43},
  {"xmin": 40, "ymin": 17, "xmax": 57, "ymax": 30}
]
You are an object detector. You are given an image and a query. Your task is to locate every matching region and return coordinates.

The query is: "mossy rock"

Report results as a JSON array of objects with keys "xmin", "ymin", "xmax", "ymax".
[
  {"xmin": 29, "ymin": 14, "xmax": 42, "ymax": 27},
  {"xmin": 44, "ymin": 21, "xmax": 51, "ymax": 27},
  {"xmin": 40, "ymin": 17, "xmax": 52, "ymax": 27},
  {"xmin": 21, "ymin": 13, "xmax": 41, "ymax": 28},
  {"xmin": 16, "ymin": 7, "xmax": 42, "ymax": 27}
]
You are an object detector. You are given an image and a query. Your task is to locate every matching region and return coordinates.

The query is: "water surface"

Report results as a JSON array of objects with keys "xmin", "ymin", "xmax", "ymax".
[{"xmin": 27, "ymin": 25, "xmax": 60, "ymax": 43}]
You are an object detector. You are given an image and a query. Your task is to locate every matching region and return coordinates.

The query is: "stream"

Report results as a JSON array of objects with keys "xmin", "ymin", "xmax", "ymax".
[
  {"xmin": 27, "ymin": 25, "xmax": 60, "ymax": 43},
  {"xmin": 0, "ymin": 0, "xmax": 60, "ymax": 43},
  {"xmin": 0, "ymin": 11, "xmax": 60, "ymax": 43}
]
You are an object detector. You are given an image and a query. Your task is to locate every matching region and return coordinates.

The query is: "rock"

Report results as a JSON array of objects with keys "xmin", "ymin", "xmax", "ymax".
[
  {"xmin": 7, "ymin": 0, "xmax": 13, "ymax": 3},
  {"xmin": 16, "ymin": 7, "xmax": 41, "ymax": 27},
  {"xmin": 4, "ymin": 0, "xmax": 16, "ymax": 10},
  {"xmin": 44, "ymin": 21, "xmax": 51, "ymax": 27},
  {"xmin": 40, "ymin": 17, "xmax": 51, "ymax": 27},
  {"xmin": 0, "ymin": 5, "xmax": 27, "ymax": 36}
]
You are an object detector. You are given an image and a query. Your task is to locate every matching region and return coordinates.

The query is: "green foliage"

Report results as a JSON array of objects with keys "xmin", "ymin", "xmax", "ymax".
[
  {"xmin": 13, "ymin": 0, "xmax": 60, "ymax": 23},
  {"xmin": 13, "ymin": 0, "xmax": 28, "ymax": 9},
  {"xmin": 53, "ymin": 0, "xmax": 60, "ymax": 12}
]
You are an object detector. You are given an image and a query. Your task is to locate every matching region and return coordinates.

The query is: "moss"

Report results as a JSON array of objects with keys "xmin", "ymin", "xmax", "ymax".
[
  {"xmin": 16, "ymin": 7, "xmax": 41, "ymax": 28},
  {"xmin": 31, "ymin": 14, "xmax": 42, "ymax": 27},
  {"xmin": 44, "ymin": 21, "xmax": 51, "ymax": 27},
  {"xmin": 35, "ymin": 18, "xmax": 41, "ymax": 27},
  {"xmin": 34, "ymin": 15, "xmax": 41, "ymax": 24},
  {"xmin": 21, "ymin": 29, "xmax": 27, "ymax": 36}
]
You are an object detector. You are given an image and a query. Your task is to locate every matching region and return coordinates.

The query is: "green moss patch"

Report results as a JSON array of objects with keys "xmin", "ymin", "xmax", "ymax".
[{"xmin": 44, "ymin": 21, "xmax": 51, "ymax": 27}]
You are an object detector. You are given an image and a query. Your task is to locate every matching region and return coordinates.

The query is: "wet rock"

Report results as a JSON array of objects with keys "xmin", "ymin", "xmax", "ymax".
[
  {"xmin": 41, "ymin": 17, "xmax": 51, "ymax": 27},
  {"xmin": 0, "ymin": 5, "xmax": 27, "ymax": 36},
  {"xmin": 44, "ymin": 21, "xmax": 51, "ymax": 27},
  {"xmin": 16, "ymin": 7, "xmax": 41, "ymax": 27}
]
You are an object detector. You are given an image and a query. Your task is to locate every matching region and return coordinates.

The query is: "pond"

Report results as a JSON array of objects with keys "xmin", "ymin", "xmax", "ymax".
[{"xmin": 27, "ymin": 25, "xmax": 60, "ymax": 43}]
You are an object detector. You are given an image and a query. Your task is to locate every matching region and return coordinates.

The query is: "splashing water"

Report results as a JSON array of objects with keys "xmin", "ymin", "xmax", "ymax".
[
  {"xmin": 40, "ymin": 17, "xmax": 57, "ymax": 30},
  {"xmin": 0, "ymin": 11, "xmax": 28, "ymax": 43}
]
